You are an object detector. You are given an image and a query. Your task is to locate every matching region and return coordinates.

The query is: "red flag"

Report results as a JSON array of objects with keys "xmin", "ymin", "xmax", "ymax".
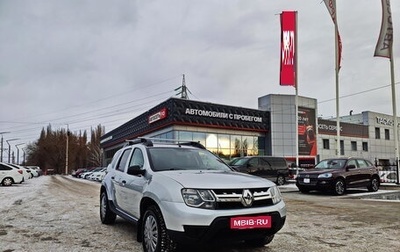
[
  {"xmin": 323, "ymin": 0, "xmax": 342, "ymax": 70},
  {"xmin": 374, "ymin": 0, "xmax": 393, "ymax": 58},
  {"xmin": 280, "ymin": 11, "xmax": 296, "ymax": 87}
]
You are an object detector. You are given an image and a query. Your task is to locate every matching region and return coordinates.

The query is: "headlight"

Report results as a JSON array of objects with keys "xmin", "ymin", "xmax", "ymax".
[
  {"xmin": 318, "ymin": 173, "xmax": 333, "ymax": 179},
  {"xmin": 269, "ymin": 185, "xmax": 283, "ymax": 204},
  {"xmin": 181, "ymin": 189, "xmax": 216, "ymax": 209}
]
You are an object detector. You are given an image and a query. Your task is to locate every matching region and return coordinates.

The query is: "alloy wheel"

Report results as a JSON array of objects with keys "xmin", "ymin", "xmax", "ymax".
[
  {"xmin": 335, "ymin": 180, "xmax": 345, "ymax": 195},
  {"xmin": 144, "ymin": 215, "xmax": 158, "ymax": 252}
]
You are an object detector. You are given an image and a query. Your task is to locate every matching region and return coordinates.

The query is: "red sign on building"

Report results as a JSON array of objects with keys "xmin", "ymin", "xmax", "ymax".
[{"xmin": 148, "ymin": 108, "xmax": 168, "ymax": 124}]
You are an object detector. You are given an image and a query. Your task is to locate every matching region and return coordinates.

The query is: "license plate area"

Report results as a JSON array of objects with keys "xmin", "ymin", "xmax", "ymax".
[
  {"xmin": 303, "ymin": 178, "xmax": 310, "ymax": 183},
  {"xmin": 230, "ymin": 216, "xmax": 271, "ymax": 229}
]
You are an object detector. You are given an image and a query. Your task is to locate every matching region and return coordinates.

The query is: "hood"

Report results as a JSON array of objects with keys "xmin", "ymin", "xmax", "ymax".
[
  {"xmin": 156, "ymin": 170, "xmax": 275, "ymax": 189},
  {"xmin": 300, "ymin": 168, "xmax": 342, "ymax": 175}
]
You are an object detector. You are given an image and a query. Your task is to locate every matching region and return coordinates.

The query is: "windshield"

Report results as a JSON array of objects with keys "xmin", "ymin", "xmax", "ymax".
[
  {"xmin": 229, "ymin": 157, "xmax": 249, "ymax": 166},
  {"xmin": 315, "ymin": 159, "xmax": 346, "ymax": 169},
  {"xmin": 148, "ymin": 147, "xmax": 232, "ymax": 172}
]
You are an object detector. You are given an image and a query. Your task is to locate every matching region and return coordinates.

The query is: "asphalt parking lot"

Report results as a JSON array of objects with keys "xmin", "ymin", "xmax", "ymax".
[{"xmin": 1, "ymin": 176, "xmax": 399, "ymax": 252}]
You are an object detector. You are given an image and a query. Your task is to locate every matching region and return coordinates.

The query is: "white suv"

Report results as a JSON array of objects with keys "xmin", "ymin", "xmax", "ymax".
[{"xmin": 100, "ymin": 138, "xmax": 286, "ymax": 252}]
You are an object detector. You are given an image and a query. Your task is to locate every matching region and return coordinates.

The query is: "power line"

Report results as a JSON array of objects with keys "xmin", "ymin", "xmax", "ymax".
[
  {"xmin": 318, "ymin": 82, "xmax": 397, "ymax": 104},
  {"xmin": 3, "ymin": 77, "xmax": 398, "ymax": 144},
  {"xmin": 0, "ymin": 76, "xmax": 182, "ymax": 143}
]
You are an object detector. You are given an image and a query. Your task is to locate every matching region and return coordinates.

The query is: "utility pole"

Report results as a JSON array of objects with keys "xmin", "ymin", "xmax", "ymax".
[
  {"xmin": 6, "ymin": 138, "xmax": 19, "ymax": 163},
  {"xmin": 0, "ymin": 132, "xmax": 10, "ymax": 162},
  {"xmin": 22, "ymin": 148, "xmax": 26, "ymax": 165},
  {"xmin": 181, "ymin": 74, "xmax": 188, "ymax": 99},
  {"xmin": 175, "ymin": 74, "xmax": 189, "ymax": 99},
  {"xmin": 16, "ymin": 143, "xmax": 25, "ymax": 165},
  {"xmin": 65, "ymin": 124, "xmax": 69, "ymax": 175}
]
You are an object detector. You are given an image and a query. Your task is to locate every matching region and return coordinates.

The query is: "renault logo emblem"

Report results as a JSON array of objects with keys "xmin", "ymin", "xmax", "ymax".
[{"xmin": 241, "ymin": 189, "xmax": 253, "ymax": 207}]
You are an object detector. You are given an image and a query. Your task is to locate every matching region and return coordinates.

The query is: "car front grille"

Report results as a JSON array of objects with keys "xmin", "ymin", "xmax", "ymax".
[
  {"xmin": 297, "ymin": 174, "xmax": 320, "ymax": 186},
  {"xmin": 211, "ymin": 187, "xmax": 274, "ymax": 210}
]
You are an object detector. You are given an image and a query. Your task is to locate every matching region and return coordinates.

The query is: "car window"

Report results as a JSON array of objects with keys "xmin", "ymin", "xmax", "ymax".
[
  {"xmin": 116, "ymin": 148, "xmax": 132, "ymax": 172},
  {"xmin": 260, "ymin": 158, "xmax": 271, "ymax": 167},
  {"xmin": 263, "ymin": 157, "xmax": 286, "ymax": 168},
  {"xmin": 0, "ymin": 164, "xmax": 12, "ymax": 170},
  {"xmin": 315, "ymin": 159, "xmax": 346, "ymax": 169},
  {"xmin": 347, "ymin": 160, "xmax": 357, "ymax": 168},
  {"xmin": 129, "ymin": 148, "xmax": 144, "ymax": 168},
  {"xmin": 266, "ymin": 158, "xmax": 276, "ymax": 166},
  {"xmin": 357, "ymin": 159, "xmax": 368, "ymax": 168},
  {"xmin": 248, "ymin": 158, "xmax": 259, "ymax": 167},
  {"xmin": 110, "ymin": 149, "xmax": 123, "ymax": 170}
]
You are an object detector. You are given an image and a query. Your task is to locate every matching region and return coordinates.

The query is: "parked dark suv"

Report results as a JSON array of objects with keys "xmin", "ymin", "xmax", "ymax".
[
  {"xmin": 229, "ymin": 156, "xmax": 289, "ymax": 185},
  {"xmin": 296, "ymin": 157, "xmax": 380, "ymax": 195}
]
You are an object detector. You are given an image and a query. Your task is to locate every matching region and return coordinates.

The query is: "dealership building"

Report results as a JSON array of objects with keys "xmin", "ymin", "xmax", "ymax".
[{"xmin": 100, "ymin": 94, "xmax": 400, "ymax": 168}]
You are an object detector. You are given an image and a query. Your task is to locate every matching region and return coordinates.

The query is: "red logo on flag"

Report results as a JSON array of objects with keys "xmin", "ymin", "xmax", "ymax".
[{"xmin": 280, "ymin": 11, "xmax": 296, "ymax": 87}]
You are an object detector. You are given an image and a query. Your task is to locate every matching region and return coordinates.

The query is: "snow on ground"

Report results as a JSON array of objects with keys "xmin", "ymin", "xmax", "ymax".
[{"xmin": 0, "ymin": 175, "xmax": 47, "ymax": 211}]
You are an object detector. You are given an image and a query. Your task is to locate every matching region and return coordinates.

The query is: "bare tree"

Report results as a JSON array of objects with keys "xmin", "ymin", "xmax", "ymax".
[{"xmin": 25, "ymin": 124, "xmax": 103, "ymax": 174}]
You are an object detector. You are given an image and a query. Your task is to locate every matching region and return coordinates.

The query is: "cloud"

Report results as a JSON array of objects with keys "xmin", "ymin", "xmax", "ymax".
[{"xmin": 0, "ymin": 0, "xmax": 399, "ymax": 149}]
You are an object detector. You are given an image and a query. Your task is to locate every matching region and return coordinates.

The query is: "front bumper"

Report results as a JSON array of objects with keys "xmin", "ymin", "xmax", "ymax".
[
  {"xmin": 160, "ymin": 200, "xmax": 286, "ymax": 244},
  {"xmin": 169, "ymin": 212, "xmax": 286, "ymax": 245},
  {"xmin": 296, "ymin": 178, "xmax": 335, "ymax": 191}
]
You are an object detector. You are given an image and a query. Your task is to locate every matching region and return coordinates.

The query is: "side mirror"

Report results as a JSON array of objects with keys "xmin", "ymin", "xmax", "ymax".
[{"xmin": 127, "ymin": 165, "xmax": 146, "ymax": 176}]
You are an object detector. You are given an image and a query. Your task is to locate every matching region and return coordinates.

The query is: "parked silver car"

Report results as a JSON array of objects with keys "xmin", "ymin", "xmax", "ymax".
[{"xmin": 100, "ymin": 138, "xmax": 286, "ymax": 252}]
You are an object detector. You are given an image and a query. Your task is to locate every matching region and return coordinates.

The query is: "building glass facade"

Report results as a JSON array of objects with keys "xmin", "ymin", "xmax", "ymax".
[{"xmin": 151, "ymin": 130, "xmax": 262, "ymax": 160}]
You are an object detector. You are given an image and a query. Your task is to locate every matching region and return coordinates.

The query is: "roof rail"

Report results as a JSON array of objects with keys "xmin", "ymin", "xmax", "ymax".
[
  {"xmin": 127, "ymin": 137, "xmax": 206, "ymax": 149},
  {"xmin": 177, "ymin": 141, "xmax": 206, "ymax": 149},
  {"xmin": 125, "ymin": 138, "xmax": 153, "ymax": 146}
]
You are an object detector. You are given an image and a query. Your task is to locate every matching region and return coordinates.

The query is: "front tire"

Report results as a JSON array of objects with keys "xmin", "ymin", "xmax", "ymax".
[
  {"xmin": 276, "ymin": 175, "xmax": 286, "ymax": 186},
  {"xmin": 245, "ymin": 235, "xmax": 274, "ymax": 247},
  {"xmin": 100, "ymin": 191, "xmax": 116, "ymax": 224},
  {"xmin": 2, "ymin": 177, "xmax": 13, "ymax": 186},
  {"xmin": 368, "ymin": 177, "xmax": 380, "ymax": 192},
  {"xmin": 334, "ymin": 179, "xmax": 346, "ymax": 195},
  {"xmin": 142, "ymin": 205, "xmax": 176, "ymax": 252}
]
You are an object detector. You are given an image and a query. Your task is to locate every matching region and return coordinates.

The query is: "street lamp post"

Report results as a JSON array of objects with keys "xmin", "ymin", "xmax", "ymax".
[
  {"xmin": 65, "ymin": 124, "xmax": 69, "ymax": 175},
  {"xmin": 22, "ymin": 148, "xmax": 26, "ymax": 165},
  {"xmin": 6, "ymin": 138, "xmax": 20, "ymax": 163},
  {"xmin": 0, "ymin": 132, "xmax": 11, "ymax": 162},
  {"xmin": 15, "ymin": 143, "xmax": 25, "ymax": 165}
]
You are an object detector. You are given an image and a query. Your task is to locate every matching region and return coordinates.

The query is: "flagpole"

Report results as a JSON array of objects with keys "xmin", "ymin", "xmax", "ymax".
[
  {"xmin": 334, "ymin": 3, "xmax": 340, "ymax": 157},
  {"xmin": 295, "ymin": 11, "xmax": 299, "ymax": 170},
  {"xmin": 324, "ymin": 0, "xmax": 341, "ymax": 156},
  {"xmin": 389, "ymin": 48, "xmax": 400, "ymax": 184},
  {"xmin": 374, "ymin": 0, "xmax": 398, "ymax": 183}
]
